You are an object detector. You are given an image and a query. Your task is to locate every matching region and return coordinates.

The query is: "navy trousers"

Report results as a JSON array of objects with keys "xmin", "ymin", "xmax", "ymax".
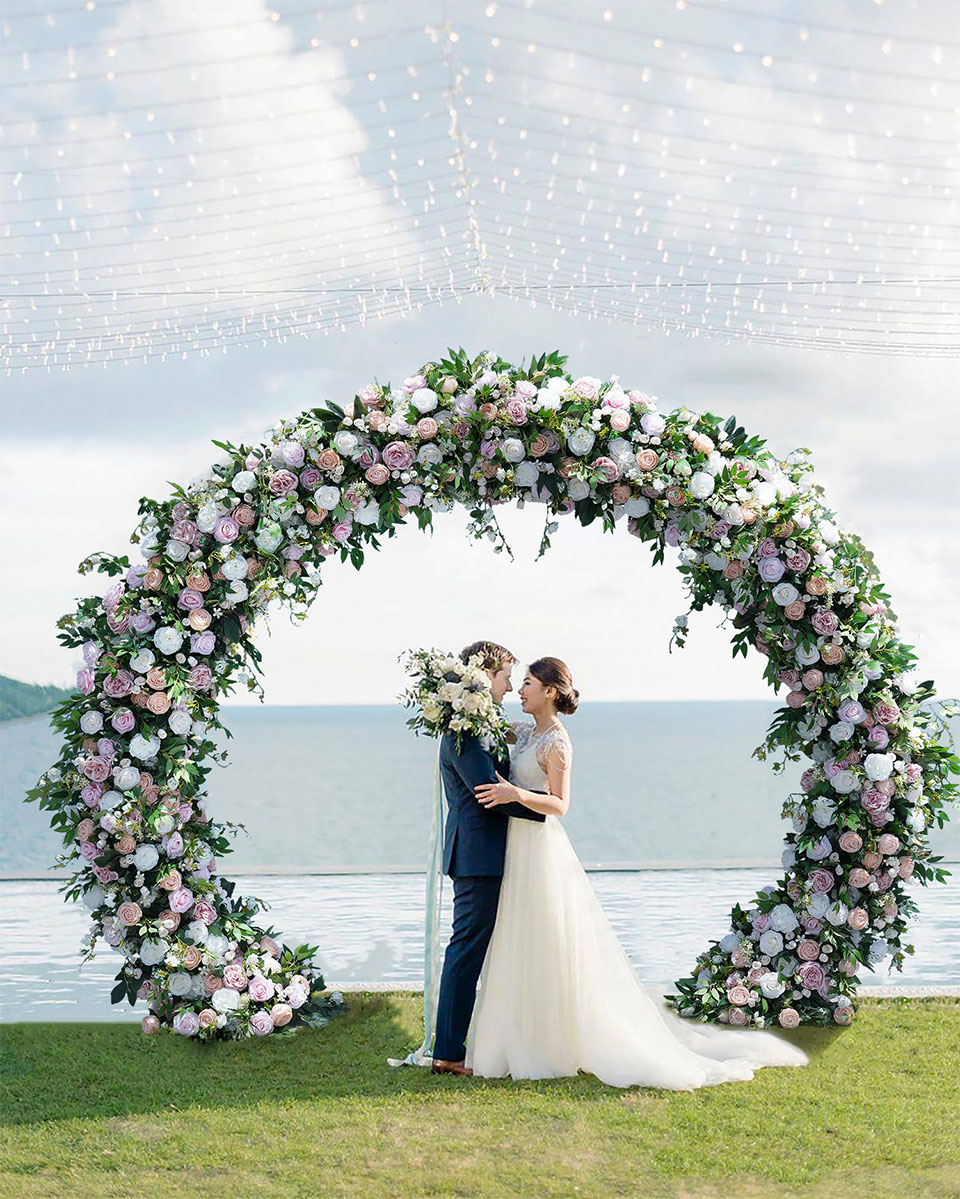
[{"xmin": 432, "ymin": 874, "xmax": 502, "ymax": 1062}]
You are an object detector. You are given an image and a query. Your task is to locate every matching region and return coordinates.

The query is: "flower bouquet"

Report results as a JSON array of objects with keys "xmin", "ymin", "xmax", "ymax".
[{"xmin": 399, "ymin": 648, "xmax": 511, "ymax": 758}]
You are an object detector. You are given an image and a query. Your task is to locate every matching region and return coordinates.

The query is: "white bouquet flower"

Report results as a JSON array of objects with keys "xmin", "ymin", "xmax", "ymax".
[{"xmin": 399, "ymin": 647, "xmax": 510, "ymax": 756}]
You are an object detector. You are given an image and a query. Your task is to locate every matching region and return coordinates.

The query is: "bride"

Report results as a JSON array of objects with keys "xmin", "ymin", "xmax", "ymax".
[{"xmin": 466, "ymin": 657, "xmax": 809, "ymax": 1089}]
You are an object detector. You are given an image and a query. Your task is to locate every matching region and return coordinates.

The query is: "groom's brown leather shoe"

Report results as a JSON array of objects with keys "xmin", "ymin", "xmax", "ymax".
[{"xmin": 431, "ymin": 1059, "xmax": 473, "ymax": 1076}]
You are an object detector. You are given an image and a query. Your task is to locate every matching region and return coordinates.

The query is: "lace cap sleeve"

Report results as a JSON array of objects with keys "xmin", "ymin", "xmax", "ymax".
[{"xmin": 535, "ymin": 725, "xmax": 572, "ymax": 773}]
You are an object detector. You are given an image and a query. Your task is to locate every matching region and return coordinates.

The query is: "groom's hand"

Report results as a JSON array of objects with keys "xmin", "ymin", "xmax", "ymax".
[{"xmin": 474, "ymin": 771, "xmax": 518, "ymax": 808}]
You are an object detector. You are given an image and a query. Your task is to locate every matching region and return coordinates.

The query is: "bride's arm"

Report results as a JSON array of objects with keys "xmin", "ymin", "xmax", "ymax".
[{"xmin": 475, "ymin": 739, "xmax": 571, "ymax": 818}]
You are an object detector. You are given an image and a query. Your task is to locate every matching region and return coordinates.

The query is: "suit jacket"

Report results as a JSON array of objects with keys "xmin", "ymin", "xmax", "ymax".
[{"xmin": 440, "ymin": 730, "xmax": 546, "ymax": 878}]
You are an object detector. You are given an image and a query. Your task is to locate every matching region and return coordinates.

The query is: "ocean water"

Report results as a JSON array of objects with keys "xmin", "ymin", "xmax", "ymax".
[{"xmin": 2, "ymin": 702, "xmax": 958, "ymax": 1021}]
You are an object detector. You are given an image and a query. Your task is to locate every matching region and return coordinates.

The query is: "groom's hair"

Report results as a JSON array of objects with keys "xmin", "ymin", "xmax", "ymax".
[{"xmin": 460, "ymin": 640, "xmax": 517, "ymax": 672}]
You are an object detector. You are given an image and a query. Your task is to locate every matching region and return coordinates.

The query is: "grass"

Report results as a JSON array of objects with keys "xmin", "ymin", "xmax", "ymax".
[{"xmin": 1, "ymin": 995, "xmax": 958, "ymax": 1199}]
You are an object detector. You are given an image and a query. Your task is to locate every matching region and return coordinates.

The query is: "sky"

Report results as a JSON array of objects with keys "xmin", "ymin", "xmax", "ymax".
[{"xmin": 1, "ymin": 0, "xmax": 958, "ymax": 705}]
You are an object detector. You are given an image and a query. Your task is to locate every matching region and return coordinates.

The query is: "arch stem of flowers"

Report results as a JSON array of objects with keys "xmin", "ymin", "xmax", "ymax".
[{"xmin": 27, "ymin": 347, "xmax": 958, "ymax": 1039}]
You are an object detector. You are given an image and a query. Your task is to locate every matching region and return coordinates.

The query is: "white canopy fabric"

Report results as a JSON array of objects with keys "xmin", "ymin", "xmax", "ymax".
[{"xmin": 2, "ymin": 0, "xmax": 958, "ymax": 370}]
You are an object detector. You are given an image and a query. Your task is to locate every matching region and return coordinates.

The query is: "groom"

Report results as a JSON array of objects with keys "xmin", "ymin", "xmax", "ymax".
[{"xmin": 431, "ymin": 640, "xmax": 546, "ymax": 1076}]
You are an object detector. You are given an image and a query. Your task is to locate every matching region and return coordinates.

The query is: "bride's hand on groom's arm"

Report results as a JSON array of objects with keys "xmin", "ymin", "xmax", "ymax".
[{"xmin": 474, "ymin": 771, "xmax": 520, "ymax": 808}]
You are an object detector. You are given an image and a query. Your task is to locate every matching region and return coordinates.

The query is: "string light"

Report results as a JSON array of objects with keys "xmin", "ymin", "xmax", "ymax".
[{"xmin": 2, "ymin": 0, "xmax": 958, "ymax": 370}]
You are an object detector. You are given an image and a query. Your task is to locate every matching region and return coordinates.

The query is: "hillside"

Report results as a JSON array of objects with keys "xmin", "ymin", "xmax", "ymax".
[{"xmin": 0, "ymin": 674, "xmax": 72, "ymax": 723}]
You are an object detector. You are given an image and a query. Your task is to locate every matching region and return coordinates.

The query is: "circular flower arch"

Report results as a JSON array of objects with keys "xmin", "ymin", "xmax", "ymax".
[{"xmin": 28, "ymin": 348, "xmax": 958, "ymax": 1041}]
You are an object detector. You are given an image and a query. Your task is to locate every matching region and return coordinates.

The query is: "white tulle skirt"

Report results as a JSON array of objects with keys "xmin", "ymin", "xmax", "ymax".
[{"xmin": 464, "ymin": 814, "xmax": 809, "ymax": 1090}]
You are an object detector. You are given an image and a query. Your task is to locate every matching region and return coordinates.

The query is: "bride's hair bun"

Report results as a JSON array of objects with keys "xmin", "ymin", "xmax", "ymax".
[{"xmin": 528, "ymin": 657, "xmax": 579, "ymax": 715}]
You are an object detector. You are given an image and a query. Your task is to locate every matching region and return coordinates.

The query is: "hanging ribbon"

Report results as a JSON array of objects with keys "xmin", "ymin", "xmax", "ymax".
[{"xmin": 387, "ymin": 741, "xmax": 444, "ymax": 1067}]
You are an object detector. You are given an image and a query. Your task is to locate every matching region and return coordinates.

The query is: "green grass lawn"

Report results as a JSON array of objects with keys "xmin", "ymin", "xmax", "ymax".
[{"xmin": 1, "ymin": 994, "xmax": 958, "ymax": 1199}]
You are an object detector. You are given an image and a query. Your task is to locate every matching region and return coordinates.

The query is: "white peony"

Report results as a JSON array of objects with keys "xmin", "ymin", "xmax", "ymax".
[
  {"xmin": 82, "ymin": 883, "xmax": 105, "ymax": 910},
  {"xmin": 532, "ymin": 386, "xmax": 562, "ymax": 411},
  {"xmin": 811, "ymin": 798, "xmax": 837, "ymax": 828},
  {"xmin": 567, "ymin": 428, "xmax": 596, "ymax": 456},
  {"xmin": 139, "ymin": 937, "xmax": 168, "ymax": 966},
  {"xmin": 689, "ymin": 471, "xmax": 715, "ymax": 499},
  {"xmin": 232, "ymin": 470, "xmax": 256, "ymax": 493},
  {"xmin": 825, "ymin": 900, "xmax": 849, "ymax": 927},
  {"xmin": 134, "ymin": 844, "xmax": 159, "ymax": 871},
  {"xmin": 769, "ymin": 903, "xmax": 799, "ymax": 933},
  {"xmin": 354, "ymin": 500, "xmax": 380, "ymax": 526},
  {"xmin": 221, "ymin": 555, "xmax": 248, "ymax": 580},
  {"xmin": 128, "ymin": 733, "xmax": 161, "ymax": 760},
  {"xmin": 212, "ymin": 986, "xmax": 241, "ymax": 1012},
  {"xmin": 864, "ymin": 753, "xmax": 894, "ymax": 781},
  {"xmin": 99, "ymin": 789, "xmax": 123, "ymax": 811},
  {"xmin": 831, "ymin": 770, "xmax": 859, "ymax": 794},
  {"xmin": 196, "ymin": 502, "xmax": 220, "ymax": 533},
  {"xmin": 501, "ymin": 438, "xmax": 526, "ymax": 463},
  {"xmin": 806, "ymin": 892, "xmax": 831, "ymax": 918},
  {"xmin": 625, "ymin": 496, "xmax": 651, "ymax": 517},
  {"xmin": 130, "ymin": 648, "xmax": 155, "ymax": 673},
  {"xmin": 566, "ymin": 478, "xmax": 590, "ymax": 502},
  {"xmin": 758, "ymin": 930, "xmax": 784, "ymax": 956},
  {"xmin": 153, "ymin": 626, "xmax": 184, "ymax": 655},
  {"xmin": 719, "ymin": 933, "xmax": 740, "ymax": 953},
  {"xmin": 255, "ymin": 522, "xmax": 283, "ymax": 553}
]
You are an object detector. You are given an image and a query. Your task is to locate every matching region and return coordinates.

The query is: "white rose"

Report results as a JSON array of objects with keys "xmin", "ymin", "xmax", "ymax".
[
  {"xmin": 781, "ymin": 848, "xmax": 796, "ymax": 869},
  {"xmin": 155, "ymin": 812, "xmax": 176, "ymax": 835},
  {"xmin": 811, "ymin": 798, "xmax": 836, "ymax": 828},
  {"xmin": 806, "ymin": 891, "xmax": 831, "ymax": 918},
  {"xmin": 893, "ymin": 672, "xmax": 918, "ymax": 695},
  {"xmin": 723, "ymin": 502, "xmax": 745, "ymax": 527},
  {"xmin": 819, "ymin": 521, "xmax": 840, "ymax": 546},
  {"xmin": 513, "ymin": 461, "xmax": 539, "ymax": 488},
  {"xmin": 831, "ymin": 769, "xmax": 858, "ymax": 794},
  {"xmin": 316, "ymin": 485, "xmax": 341, "ymax": 510},
  {"xmin": 167, "ymin": 971, "xmax": 192, "ymax": 997},
  {"xmin": 255, "ymin": 522, "xmax": 283, "ymax": 553},
  {"xmin": 130, "ymin": 648, "xmax": 155, "ymax": 673},
  {"xmin": 719, "ymin": 933, "xmax": 740, "ymax": 953},
  {"xmin": 772, "ymin": 582, "xmax": 799, "ymax": 606},
  {"xmin": 80, "ymin": 711, "xmax": 104, "ymax": 734},
  {"xmin": 759, "ymin": 971, "xmax": 786, "ymax": 999},
  {"xmin": 165, "ymin": 539, "xmax": 190, "ymax": 562},
  {"xmin": 134, "ymin": 844, "xmax": 159, "ymax": 871},
  {"xmin": 99, "ymin": 789, "xmax": 123, "ymax": 811},
  {"xmin": 82, "ymin": 883, "xmax": 105, "ymax": 910},
  {"xmin": 567, "ymin": 428, "xmax": 596, "ymax": 456},
  {"xmin": 169, "ymin": 709, "xmax": 193, "ymax": 735},
  {"xmin": 411, "ymin": 387, "xmax": 438, "ymax": 413},
  {"xmin": 333, "ymin": 430, "xmax": 358, "ymax": 456},
  {"xmin": 864, "ymin": 753, "xmax": 894, "ymax": 781},
  {"xmin": 501, "ymin": 438, "xmax": 526, "ymax": 463},
  {"xmin": 640, "ymin": 412, "xmax": 665, "ymax": 436},
  {"xmin": 139, "ymin": 937, "xmax": 168, "ymax": 966},
  {"xmin": 705, "ymin": 450, "xmax": 724, "ymax": 476},
  {"xmin": 758, "ymin": 930, "xmax": 784, "ymax": 957},
  {"xmin": 906, "ymin": 808, "xmax": 925, "ymax": 833},
  {"xmin": 769, "ymin": 903, "xmax": 799, "ymax": 933},
  {"xmin": 825, "ymin": 900, "xmax": 849, "ymax": 927},
  {"xmin": 354, "ymin": 500, "xmax": 380, "ymax": 526},
  {"xmin": 689, "ymin": 471, "xmax": 715, "ymax": 499},
  {"xmin": 422, "ymin": 700, "xmax": 442, "ymax": 723},
  {"xmin": 116, "ymin": 766, "xmax": 141, "ymax": 791},
  {"xmin": 566, "ymin": 478, "xmax": 590, "ymax": 502},
  {"xmin": 128, "ymin": 733, "xmax": 161, "ymax": 760},
  {"xmin": 868, "ymin": 939, "xmax": 888, "ymax": 964},
  {"xmin": 625, "ymin": 496, "xmax": 651, "ymax": 517},
  {"xmin": 153, "ymin": 626, "xmax": 183, "ymax": 655},
  {"xmin": 212, "ymin": 986, "xmax": 241, "ymax": 1012},
  {"xmin": 532, "ymin": 384, "xmax": 563, "ymax": 411},
  {"xmin": 417, "ymin": 443, "xmax": 443, "ymax": 467},
  {"xmin": 195, "ymin": 502, "xmax": 220, "ymax": 533},
  {"xmin": 829, "ymin": 721, "xmax": 854, "ymax": 744},
  {"xmin": 795, "ymin": 644, "xmax": 821, "ymax": 666},
  {"xmin": 232, "ymin": 470, "xmax": 256, "ymax": 493},
  {"xmin": 221, "ymin": 555, "xmax": 248, "ymax": 581}
]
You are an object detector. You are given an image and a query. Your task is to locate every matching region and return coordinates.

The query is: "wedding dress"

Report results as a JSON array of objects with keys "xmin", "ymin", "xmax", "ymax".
[{"xmin": 463, "ymin": 719, "xmax": 809, "ymax": 1089}]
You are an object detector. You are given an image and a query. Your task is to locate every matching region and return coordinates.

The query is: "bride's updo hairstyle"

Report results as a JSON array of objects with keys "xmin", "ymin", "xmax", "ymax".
[{"xmin": 528, "ymin": 657, "xmax": 580, "ymax": 715}]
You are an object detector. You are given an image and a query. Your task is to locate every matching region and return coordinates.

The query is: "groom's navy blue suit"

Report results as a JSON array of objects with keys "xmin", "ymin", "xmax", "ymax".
[{"xmin": 432, "ymin": 731, "xmax": 546, "ymax": 1063}]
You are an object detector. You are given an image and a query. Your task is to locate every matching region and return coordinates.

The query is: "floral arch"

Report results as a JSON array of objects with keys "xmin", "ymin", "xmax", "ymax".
[{"xmin": 28, "ymin": 348, "xmax": 957, "ymax": 1042}]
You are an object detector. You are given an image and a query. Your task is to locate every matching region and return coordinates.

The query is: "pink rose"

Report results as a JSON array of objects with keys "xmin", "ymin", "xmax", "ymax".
[
  {"xmin": 811, "ymin": 609, "xmax": 840, "ymax": 636},
  {"xmin": 81, "ymin": 756, "xmax": 110, "ymax": 783},
  {"xmin": 808, "ymin": 868, "xmax": 834, "ymax": 894},
  {"xmin": 177, "ymin": 587, "xmax": 204, "ymax": 611},
  {"xmin": 591, "ymin": 456, "xmax": 620, "ymax": 484},
  {"xmin": 416, "ymin": 417, "xmax": 438, "ymax": 440},
  {"xmin": 247, "ymin": 975, "xmax": 276, "ymax": 1003},
  {"xmin": 169, "ymin": 885, "xmax": 195, "ymax": 914},
  {"xmin": 752, "ymin": 912, "xmax": 773, "ymax": 932},
  {"xmin": 268, "ymin": 470, "xmax": 298, "ymax": 496},
  {"xmin": 331, "ymin": 517, "xmax": 353, "ymax": 543},
  {"xmin": 636, "ymin": 449, "xmax": 659, "ymax": 472},
  {"xmin": 777, "ymin": 669, "xmax": 800, "ymax": 686},
  {"xmin": 222, "ymin": 963, "xmax": 247, "ymax": 990},
  {"xmin": 609, "ymin": 410, "xmax": 630, "ymax": 432},
  {"xmin": 833, "ymin": 1005, "xmax": 854, "ymax": 1025},
  {"xmin": 727, "ymin": 1006, "xmax": 749, "ymax": 1026},
  {"xmin": 798, "ymin": 961, "xmax": 826, "ymax": 990},
  {"xmin": 778, "ymin": 1008, "xmax": 800, "ymax": 1029},
  {"xmin": 358, "ymin": 383, "xmax": 384, "ymax": 408},
  {"xmin": 758, "ymin": 556, "xmax": 785, "ymax": 583},
  {"xmin": 838, "ymin": 831, "xmax": 863, "ymax": 854},
  {"xmin": 847, "ymin": 907, "xmax": 869, "ymax": 931},
  {"xmin": 905, "ymin": 763, "xmax": 922, "ymax": 783},
  {"xmin": 848, "ymin": 868, "xmax": 871, "ymax": 888},
  {"xmin": 103, "ymin": 670, "xmax": 135, "ymax": 699},
  {"xmin": 785, "ymin": 548, "xmax": 812, "ymax": 573},
  {"xmin": 727, "ymin": 984, "xmax": 750, "ymax": 1006},
  {"xmin": 382, "ymin": 441, "xmax": 415, "ymax": 471},
  {"xmin": 872, "ymin": 700, "xmax": 900, "ymax": 726},
  {"xmin": 110, "ymin": 708, "xmax": 136, "ymax": 735},
  {"xmin": 797, "ymin": 939, "xmax": 820, "ymax": 962},
  {"xmin": 191, "ymin": 630, "xmax": 216, "ymax": 655},
  {"xmin": 299, "ymin": 466, "xmax": 321, "ymax": 489},
  {"xmin": 867, "ymin": 726, "xmax": 890, "ymax": 748},
  {"xmin": 877, "ymin": 833, "xmax": 901, "ymax": 855},
  {"xmin": 838, "ymin": 700, "xmax": 866, "ymax": 724},
  {"xmin": 803, "ymin": 917, "xmax": 823, "ymax": 934},
  {"xmin": 117, "ymin": 901, "xmax": 142, "ymax": 926},
  {"xmin": 802, "ymin": 669, "xmax": 824, "ymax": 691},
  {"xmin": 188, "ymin": 663, "xmax": 213, "ymax": 690},
  {"xmin": 192, "ymin": 899, "xmax": 217, "ymax": 925},
  {"xmin": 79, "ymin": 840, "xmax": 98, "ymax": 862},
  {"xmin": 249, "ymin": 1010, "xmax": 275, "ymax": 1036},
  {"xmin": 730, "ymin": 946, "xmax": 749, "ymax": 968},
  {"xmin": 504, "ymin": 397, "xmax": 528, "ymax": 425},
  {"xmin": 77, "ymin": 668, "xmax": 96, "ymax": 695},
  {"xmin": 365, "ymin": 464, "xmax": 390, "ymax": 486},
  {"xmin": 899, "ymin": 857, "xmax": 915, "ymax": 879},
  {"xmin": 271, "ymin": 1002, "xmax": 293, "ymax": 1027}
]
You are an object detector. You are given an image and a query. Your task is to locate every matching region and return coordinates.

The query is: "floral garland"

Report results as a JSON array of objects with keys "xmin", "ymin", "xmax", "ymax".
[
  {"xmin": 399, "ymin": 647, "xmax": 511, "ymax": 757},
  {"xmin": 27, "ymin": 348, "xmax": 957, "ymax": 1038}
]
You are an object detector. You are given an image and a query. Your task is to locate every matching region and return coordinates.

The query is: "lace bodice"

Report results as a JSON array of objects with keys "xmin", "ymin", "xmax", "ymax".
[{"xmin": 509, "ymin": 719, "xmax": 572, "ymax": 791}]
